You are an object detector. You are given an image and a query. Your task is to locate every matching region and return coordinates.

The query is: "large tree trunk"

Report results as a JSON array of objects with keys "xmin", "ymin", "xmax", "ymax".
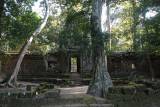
[
  {"xmin": 87, "ymin": 0, "xmax": 113, "ymax": 98},
  {"xmin": 0, "ymin": 0, "xmax": 4, "ymax": 46},
  {"xmin": 0, "ymin": 0, "xmax": 49, "ymax": 87}
]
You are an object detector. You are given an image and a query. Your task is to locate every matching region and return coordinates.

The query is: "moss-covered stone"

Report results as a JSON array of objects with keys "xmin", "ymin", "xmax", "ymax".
[
  {"xmin": 40, "ymin": 82, "xmax": 47, "ymax": 87},
  {"xmin": 83, "ymin": 94, "xmax": 96, "ymax": 105},
  {"xmin": 71, "ymin": 81, "xmax": 75, "ymax": 85},
  {"xmin": 134, "ymin": 84, "xmax": 147, "ymax": 92},
  {"xmin": 117, "ymin": 101, "xmax": 139, "ymax": 107},
  {"xmin": 133, "ymin": 93, "xmax": 148, "ymax": 101},
  {"xmin": 36, "ymin": 86, "xmax": 44, "ymax": 92},
  {"xmin": 44, "ymin": 89, "xmax": 60, "ymax": 98},
  {"xmin": 107, "ymin": 94, "xmax": 124, "ymax": 102},
  {"xmin": 122, "ymin": 86, "xmax": 136, "ymax": 95},
  {"xmin": 122, "ymin": 94, "xmax": 134, "ymax": 101},
  {"xmin": 151, "ymin": 82, "xmax": 160, "ymax": 90},
  {"xmin": 106, "ymin": 100, "xmax": 118, "ymax": 107},
  {"xmin": 112, "ymin": 80, "xmax": 129, "ymax": 86},
  {"xmin": 108, "ymin": 86, "xmax": 123, "ymax": 94}
]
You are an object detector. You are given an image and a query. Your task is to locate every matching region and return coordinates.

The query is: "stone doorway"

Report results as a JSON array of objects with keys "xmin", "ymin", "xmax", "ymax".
[{"xmin": 70, "ymin": 57, "xmax": 77, "ymax": 73}]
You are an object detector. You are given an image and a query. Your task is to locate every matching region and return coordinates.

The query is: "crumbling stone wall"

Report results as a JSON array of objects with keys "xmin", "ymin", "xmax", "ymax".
[
  {"xmin": 0, "ymin": 52, "xmax": 160, "ymax": 78},
  {"xmin": 107, "ymin": 52, "xmax": 160, "ymax": 77},
  {"xmin": 1, "ymin": 54, "xmax": 45, "ymax": 76}
]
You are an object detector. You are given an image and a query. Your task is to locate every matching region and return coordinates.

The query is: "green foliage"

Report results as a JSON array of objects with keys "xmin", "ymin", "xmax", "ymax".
[
  {"xmin": 0, "ymin": 0, "xmax": 41, "ymax": 51},
  {"xmin": 109, "ymin": 0, "xmax": 160, "ymax": 53},
  {"xmin": 3, "ymin": 12, "xmax": 41, "ymax": 50}
]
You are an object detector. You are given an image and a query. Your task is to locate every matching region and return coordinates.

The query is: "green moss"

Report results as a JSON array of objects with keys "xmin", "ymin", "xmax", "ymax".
[
  {"xmin": 134, "ymin": 84, "xmax": 147, "ymax": 92},
  {"xmin": 107, "ymin": 94, "xmax": 124, "ymax": 102},
  {"xmin": 71, "ymin": 81, "xmax": 75, "ymax": 85},
  {"xmin": 108, "ymin": 86, "xmax": 123, "ymax": 94},
  {"xmin": 112, "ymin": 80, "xmax": 129, "ymax": 86},
  {"xmin": 122, "ymin": 85, "xmax": 136, "ymax": 95},
  {"xmin": 133, "ymin": 93, "xmax": 148, "ymax": 101},
  {"xmin": 122, "ymin": 94, "xmax": 134, "ymax": 101},
  {"xmin": 106, "ymin": 100, "xmax": 118, "ymax": 107},
  {"xmin": 40, "ymin": 82, "xmax": 47, "ymax": 87},
  {"xmin": 83, "ymin": 94, "xmax": 96, "ymax": 105}
]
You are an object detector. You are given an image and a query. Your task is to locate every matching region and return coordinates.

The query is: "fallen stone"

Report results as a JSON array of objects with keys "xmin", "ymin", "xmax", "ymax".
[
  {"xmin": 44, "ymin": 89, "xmax": 60, "ymax": 98},
  {"xmin": 147, "ymin": 88, "xmax": 155, "ymax": 95}
]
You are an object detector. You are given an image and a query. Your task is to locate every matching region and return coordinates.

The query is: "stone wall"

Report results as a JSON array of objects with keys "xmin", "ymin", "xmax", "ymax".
[
  {"xmin": 107, "ymin": 52, "xmax": 160, "ymax": 77},
  {"xmin": 0, "ymin": 54, "xmax": 45, "ymax": 76},
  {"xmin": 0, "ymin": 52, "xmax": 160, "ymax": 79}
]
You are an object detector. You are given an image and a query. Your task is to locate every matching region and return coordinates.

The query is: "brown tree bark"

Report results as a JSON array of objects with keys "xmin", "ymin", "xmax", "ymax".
[
  {"xmin": 0, "ymin": 0, "xmax": 49, "ymax": 87},
  {"xmin": 87, "ymin": 0, "xmax": 113, "ymax": 98}
]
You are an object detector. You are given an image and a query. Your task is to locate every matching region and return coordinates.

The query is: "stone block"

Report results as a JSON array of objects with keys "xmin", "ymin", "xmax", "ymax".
[
  {"xmin": 133, "ymin": 93, "xmax": 148, "ymax": 101},
  {"xmin": 106, "ymin": 100, "xmax": 118, "ymax": 107},
  {"xmin": 146, "ymin": 88, "xmax": 155, "ymax": 95},
  {"xmin": 122, "ymin": 86, "xmax": 136, "ymax": 95},
  {"xmin": 151, "ymin": 82, "xmax": 160, "ymax": 90},
  {"xmin": 40, "ymin": 82, "xmax": 47, "ymax": 87},
  {"xmin": 108, "ymin": 86, "xmax": 123, "ymax": 94},
  {"xmin": 112, "ymin": 80, "xmax": 129, "ymax": 86},
  {"xmin": 89, "ymin": 104, "xmax": 114, "ymax": 107},
  {"xmin": 122, "ymin": 94, "xmax": 134, "ymax": 101},
  {"xmin": 44, "ymin": 89, "xmax": 60, "ymax": 98},
  {"xmin": 134, "ymin": 84, "xmax": 147, "ymax": 92},
  {"xmin": 107, "ymin": 94, "xmax": 124, "ymax": 102}
]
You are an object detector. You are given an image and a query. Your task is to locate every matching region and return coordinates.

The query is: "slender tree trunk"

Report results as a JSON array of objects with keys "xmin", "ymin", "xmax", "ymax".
[
  {"xmin": 87, "ymin": 0, "xmax": 113, "ymax": 98},
  {"xmin": 1, "ymin": 0, "xmax": 49, "ymax": 87},
  {"xmin": 106, "ymin": 2, "xmax": 111, "ymax": 51},
  {"xmin": 0, "ymin": 0, "xmax": 4, "ymax": 47},
  {"xmin": 131, "ymin": 0, "xmax": 137, "ymax": 53},
  {"xmin": 142, "ymin": 12, "xmax": 155, "ymax": 81},
  {"xmin": 147, "ymin": 54, "xmax": 155, "ymax": 81}
]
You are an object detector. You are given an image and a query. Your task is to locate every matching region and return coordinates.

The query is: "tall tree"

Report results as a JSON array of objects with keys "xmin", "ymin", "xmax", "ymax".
[
  {"xmin": 87, "ymin": 0, "xmax": 113, "ymax": 98},
  {"xmin": 106, "ymin": 0, "xmax": 111, "ymax": 50},
  {"xmin": 0, "ymin": 0, "xmax": 49, "ymax": 87},
  {"xmin": 130, "ymin": 0, "xmax": 138, "ymax": 53}
]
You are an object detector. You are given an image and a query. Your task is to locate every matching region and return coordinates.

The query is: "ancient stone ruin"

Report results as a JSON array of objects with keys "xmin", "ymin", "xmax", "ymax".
[{"xmin": 0, "ymin": 52, "xmax": 160, "ymax": 85}]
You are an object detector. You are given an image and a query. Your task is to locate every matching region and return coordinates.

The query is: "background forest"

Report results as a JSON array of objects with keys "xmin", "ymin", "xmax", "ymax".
[{"xmin": 0, "ymin": 0, "xmax": 159, "ymax": 55}]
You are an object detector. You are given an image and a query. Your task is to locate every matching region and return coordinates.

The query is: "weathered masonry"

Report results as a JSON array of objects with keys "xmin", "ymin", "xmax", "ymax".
[{"xmin": 0, "ymin": 52, "xmax": 160, "ymax": 83}]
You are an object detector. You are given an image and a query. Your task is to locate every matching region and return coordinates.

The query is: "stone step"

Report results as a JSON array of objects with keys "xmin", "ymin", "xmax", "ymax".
[
  {"xmin": 42, "ymin": 104, "xmax": 114, "ymax": 107},
  {"xmin": 43, "ymin": 94, "xmax": 110, "ymax": 105}
]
